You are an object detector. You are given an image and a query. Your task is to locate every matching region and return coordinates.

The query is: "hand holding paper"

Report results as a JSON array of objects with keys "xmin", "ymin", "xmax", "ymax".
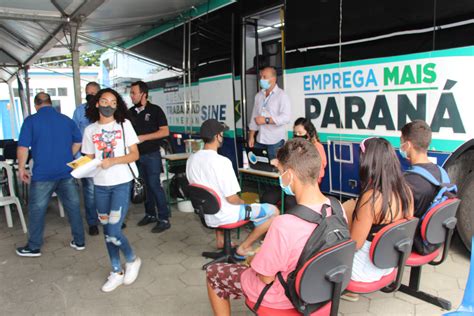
[{"xmin": 69, "ymin": 156, "xmax": 101, "ymax": 179}]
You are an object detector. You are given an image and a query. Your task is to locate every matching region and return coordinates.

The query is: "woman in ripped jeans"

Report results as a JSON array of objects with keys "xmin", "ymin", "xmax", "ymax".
[{"xmin": 82, "ymin": 88, "xmax": 142, "ymax": 292}]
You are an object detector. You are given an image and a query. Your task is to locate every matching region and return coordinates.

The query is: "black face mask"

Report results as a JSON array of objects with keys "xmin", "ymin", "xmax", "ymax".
[
  {"xmin": 86, "ymin": 94, "xmax": 94, "ymax": 104},
  {"xmin": 98, "ymin": 106, "xmax": 116, "ymax": 118},
  {"xmin": 294, "ymin": 134, "xmax": 308, "ymax": 140}
]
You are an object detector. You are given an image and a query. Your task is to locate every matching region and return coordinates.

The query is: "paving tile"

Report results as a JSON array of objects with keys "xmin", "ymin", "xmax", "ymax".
[
  {"xmin": 435, "ymin": 260, "xmax": 470, "ymax": 279},
  {"xmin": 180, "ymin": 256, "xmax": 208, "ymax": 269},
  {"xmin": 437, "ymin": 288, "xmax": 466, "ymax": 309},
  {"xmin": 369, "ymin": 297, "xmax": 415, "ymax": 315},
  {"xmin": 418, "ymin": 272, "xmax": 460, "ymax": 292},
  {"xmin": 0, "ymin": 199, "xmax": 469, "ymax": 315},
  {"xmin": 179, "ymin": 268, "xmax": 206, "ymax": 286},
  {"xmin": 415, "ymin": 303, "xmax": 445, "ymax": 315},
  {"xmin": 153, "ymin": 252, "xmax": 188, "ymax": 265},
  {"xmin": 339, "ymin": 295, "xmax": 370, "ymax": 313}
]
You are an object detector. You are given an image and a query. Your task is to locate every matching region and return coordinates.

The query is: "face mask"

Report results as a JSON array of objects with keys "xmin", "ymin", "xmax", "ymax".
[
  {"xmin": 259, "ymin": 79, "xmax": 271, "ymax": 90},
  {"xmin": 399, "ymin": 142, "xmax": 408, "ymax": 159},
  {"xmin": 98, "ymin": 105, "xmax": 116, "ymax": 118},
  {"xmin": 86, "ymin": 94, "xmax": 94, "ymax": 103},
  {"xmin": 279, "ymin": 170, "xmax": 295, "ymax": 196}
]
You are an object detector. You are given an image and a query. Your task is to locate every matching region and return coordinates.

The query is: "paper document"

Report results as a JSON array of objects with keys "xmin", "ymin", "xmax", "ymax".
[{"xmin": 68, "ymin": 156, "xmax": 101, "ymax": 179}]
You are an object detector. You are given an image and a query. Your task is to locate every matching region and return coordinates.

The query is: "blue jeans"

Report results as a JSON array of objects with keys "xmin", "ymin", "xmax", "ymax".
[
  {"xmin": 27, "ymin": 177, "xmax": 85, "ymax": 250},
  {"xmin": 137, "ymin": 151, "xmax": 169, "ymax": 221},
  {"xmin": 255, "ymin": 139, "xmax": 285, "ymax": 160},
  {"xmin": 81, "ymin": 177, "xmax": 97, "ymax": 226},
  {"xmin": 95, "ymin": 181, "xmax": 135, "ymax": 272}
]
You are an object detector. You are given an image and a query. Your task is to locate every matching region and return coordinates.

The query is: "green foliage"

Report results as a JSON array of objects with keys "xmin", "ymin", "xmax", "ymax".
[{"xmin": 37, "ymin": 49, "xmax": 106, "ymax": 67}]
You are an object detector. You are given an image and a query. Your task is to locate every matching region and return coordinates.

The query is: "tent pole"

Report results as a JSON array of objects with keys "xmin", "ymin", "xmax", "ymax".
[
  {"xmin": 70, "ymin": 22, "xmax": 82, "ymax": 107},
  {"xmin": 7, "ymin": 82, "xmax": 18, "ymax": 138}
]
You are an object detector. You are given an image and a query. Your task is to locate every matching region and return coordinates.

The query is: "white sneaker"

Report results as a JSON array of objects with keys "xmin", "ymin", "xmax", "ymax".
[
  {"xmin": 101, "ymin": 272, "xmax": 124, "ymax": 292},
  {"xmin": 123, "ymin": 257, "xmax": 142, "ymax": 285}
]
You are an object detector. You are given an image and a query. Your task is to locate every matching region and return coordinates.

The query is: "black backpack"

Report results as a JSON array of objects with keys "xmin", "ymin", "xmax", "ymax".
[{"xmin": 252, "ymin": 196, "xmax": 350, "ymax": 315}]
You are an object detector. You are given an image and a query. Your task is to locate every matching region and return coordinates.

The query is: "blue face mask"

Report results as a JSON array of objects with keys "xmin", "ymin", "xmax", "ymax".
[
  {"xmin": 399, "ymin": 142, "xmax": 408, "ymax": 159},
  {"xmin": 260, "ymin": 79, "xmax": 271, "ymax": 90},
  {"xmin": 279, "ymin": 171, "xmax": 295, "ymax": 196}
]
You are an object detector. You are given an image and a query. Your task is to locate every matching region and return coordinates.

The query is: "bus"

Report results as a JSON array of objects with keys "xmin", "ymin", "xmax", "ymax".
[{"xmin": 120, "ymin": 0, "xmax": 474, "ymax": 251}]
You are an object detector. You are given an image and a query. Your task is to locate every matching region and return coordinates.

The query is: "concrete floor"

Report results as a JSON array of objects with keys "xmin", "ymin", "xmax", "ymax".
[{"xmin": 0, "ymin": 200, "xmax": 470, "ymax": 316}]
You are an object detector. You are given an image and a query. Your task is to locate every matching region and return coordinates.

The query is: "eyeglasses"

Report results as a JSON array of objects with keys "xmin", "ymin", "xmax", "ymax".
[{"xmin": 360, "ymin": 137, "xmax": 377, "ymax": 153}]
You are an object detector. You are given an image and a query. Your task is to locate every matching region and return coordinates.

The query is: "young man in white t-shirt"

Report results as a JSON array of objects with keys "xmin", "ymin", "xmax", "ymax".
[{"xmin": 186, "ymin": 119, "xmax": 278, "ymax": 258}]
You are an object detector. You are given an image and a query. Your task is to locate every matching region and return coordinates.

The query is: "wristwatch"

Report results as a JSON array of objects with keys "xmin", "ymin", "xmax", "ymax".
[{"xmin": 265, "ymin": 117, "xmax": 270, "ymax": 124}]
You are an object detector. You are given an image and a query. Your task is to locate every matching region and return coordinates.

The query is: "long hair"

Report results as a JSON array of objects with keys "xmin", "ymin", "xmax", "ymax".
[
  {"xmin": 294, "ymin": 117, "xmax": 320, "ymax": 142},
  {"xmin": 85, "ymin": 88, "xmax": 129, "ymax": 123},
  {"xmin": 354, "ymin": 138, "xmax": 412, "ymax": 224}
]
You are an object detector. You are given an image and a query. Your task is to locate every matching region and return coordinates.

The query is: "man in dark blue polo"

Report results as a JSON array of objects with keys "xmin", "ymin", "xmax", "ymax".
[{"xmin": 16, "ymin": 92, "xmax": 85, "ymax": 257}]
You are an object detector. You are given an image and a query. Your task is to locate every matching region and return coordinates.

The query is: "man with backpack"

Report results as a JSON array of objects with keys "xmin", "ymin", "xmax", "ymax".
[
  {"xmin": 206, "ymin": 138, "xmax": 349, "ymax": 315},
  {"xmin": 400, "ymin": 120, "xmax": 457, "ymax": 254}
]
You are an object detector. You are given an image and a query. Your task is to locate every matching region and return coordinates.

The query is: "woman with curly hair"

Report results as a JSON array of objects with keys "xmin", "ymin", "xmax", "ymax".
[{"xmin": 82, "ymin": 88, "xmax": 142, "ymax": 292}]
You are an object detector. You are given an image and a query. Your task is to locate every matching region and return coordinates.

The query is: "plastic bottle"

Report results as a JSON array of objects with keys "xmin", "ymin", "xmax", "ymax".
[{"xmin": 243, "ymin": 149, "xmax": 249, "ymax": 169}]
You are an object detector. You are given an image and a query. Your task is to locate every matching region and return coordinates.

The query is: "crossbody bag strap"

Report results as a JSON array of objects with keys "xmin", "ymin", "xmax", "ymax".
[{"xmin": 120, "ymin": 122, "xmax": 138, "ymax": 180}]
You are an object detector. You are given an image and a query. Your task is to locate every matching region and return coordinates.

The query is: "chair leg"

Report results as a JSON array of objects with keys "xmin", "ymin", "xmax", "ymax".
[
  {"xmin": 15, "ymin": 198, "xmax": 27, "ymax": 234},
  {"xmin": 399, "ymin": 266, "xmax": 452, "ymax": 310},
  {"xmin": 4, "ymin": 204, "xmax": 13, "ymax": 227},
  {"xmin": 202, "ymin": 255, "xmax": 232, "ymax": 270}
]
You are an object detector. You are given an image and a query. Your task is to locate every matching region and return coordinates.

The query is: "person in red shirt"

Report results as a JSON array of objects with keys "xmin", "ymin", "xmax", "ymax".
[{"xmin": 206, "ymin": 138, "xmax": 345, "ymax": 314}]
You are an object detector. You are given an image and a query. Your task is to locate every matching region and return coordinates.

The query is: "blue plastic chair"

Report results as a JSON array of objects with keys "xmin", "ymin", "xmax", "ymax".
[{"xmin": 444, "ymin": 235, "xmax": 474, "ymax": 315}]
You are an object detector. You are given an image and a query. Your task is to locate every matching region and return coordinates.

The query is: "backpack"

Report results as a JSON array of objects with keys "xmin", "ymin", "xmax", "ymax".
[
  {"xmin": 252, "ymin": 196, "xmax": 350, "ymax": 315},
  {"xmin": 169, "ymin": 173, "xmax": 190, "ymax": 199},
  {"xmin": 406, "ymin": 165, "xmax": 457, "ymax": 255}
]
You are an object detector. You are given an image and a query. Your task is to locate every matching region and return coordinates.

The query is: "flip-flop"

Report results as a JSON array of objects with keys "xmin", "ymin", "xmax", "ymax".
[
  {"xmin": 233, "ymin": 250, "xmax": 256, "ymax": 261},
  {"xmin": 341, "ymin": 293, "xmax": 359, "ymax": 302}
]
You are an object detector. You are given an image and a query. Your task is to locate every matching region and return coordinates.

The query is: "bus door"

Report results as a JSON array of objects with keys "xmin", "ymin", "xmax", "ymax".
[
  {"xmin": 240, "ymin": 5, "xmax": 285, "ymax": 141},
  {"xmin": 328, "ymin": 140, "xmax": 360, "ymax": 198}
]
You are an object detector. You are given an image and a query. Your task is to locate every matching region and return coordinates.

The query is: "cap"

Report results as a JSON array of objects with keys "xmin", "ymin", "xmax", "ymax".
[{"xmin": 200, "ymin": 119, "xmax": 229, "ymax": 139}]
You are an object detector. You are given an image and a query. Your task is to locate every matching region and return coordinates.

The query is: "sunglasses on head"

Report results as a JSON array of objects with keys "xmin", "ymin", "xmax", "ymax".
[{"xmin": 360, "ymin": 137, "xmax": 378, "ymax": 153}]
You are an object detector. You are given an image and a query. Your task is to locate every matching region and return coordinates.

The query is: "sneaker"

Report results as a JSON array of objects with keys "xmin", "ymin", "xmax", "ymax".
[
  {"xmin": 137, "ymin": 215, "xmax": 157, "ymax": 226},
  {"xmin": 124, "ymin": 257, "xmax": 142, "ymax": 285},
  {"xmin": 69, "ymin": 240, "xmax": 85, "ymax": 251},
  {"xmin": 16, "ymin": 246, "xmax": 41, "ymax": 257},
  {"xmin": 101, "ymin": 272, "xmax": 124, "ymax": 292},
  {"xmin": 151, "ymin": 220, "xmax": 171, "ymax": 233},
  {"xmin": 88, "ymin": 225, "xmax": 99, "ymax": 236}
]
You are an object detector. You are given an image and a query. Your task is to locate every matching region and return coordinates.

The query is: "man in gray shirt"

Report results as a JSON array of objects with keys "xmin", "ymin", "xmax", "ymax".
[{"xmin": 248, "ymin": 66, "xmax": 291, "ymax": 159}]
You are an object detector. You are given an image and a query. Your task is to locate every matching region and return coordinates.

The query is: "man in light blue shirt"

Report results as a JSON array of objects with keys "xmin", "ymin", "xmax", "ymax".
[
  {"xmin": 72, "ymin": 81, "xmax": 100, "ymax": 236},
  {"xmin": 248, "ymin": 67, "xmax": 291, "ymax": 160}
]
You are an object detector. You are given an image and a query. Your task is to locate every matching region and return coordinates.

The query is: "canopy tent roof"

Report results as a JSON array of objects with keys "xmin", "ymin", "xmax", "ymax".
[
  {"xmin": 0, "ymin": 0, "xmax": 234, "ymax": 83},
  {"xmin": 120, "ymin": 0, "xmax": 474, "ymax": 76}
]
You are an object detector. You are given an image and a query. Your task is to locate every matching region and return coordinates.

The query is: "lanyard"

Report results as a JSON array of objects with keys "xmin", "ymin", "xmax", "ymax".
[{"xmin": 262, "ymin": 92, "xmax": 273, "ymax": 109}]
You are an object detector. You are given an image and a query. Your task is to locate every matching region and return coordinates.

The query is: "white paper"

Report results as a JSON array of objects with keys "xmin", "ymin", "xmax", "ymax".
[{"xmin": 71, "ymin": 159, "xmax": 101, "ymax": 179}]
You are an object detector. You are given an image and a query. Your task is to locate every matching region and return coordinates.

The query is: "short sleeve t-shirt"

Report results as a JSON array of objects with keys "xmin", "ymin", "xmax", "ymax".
[
  {"xmin": 241, "ymin": 200, "xmax": 346, "ymax": 309},
  {"xmin": 82, "ymin": 119, "xmax": 139, "ymax": 186},
  {"xmin": 186, "ymin": 149, "xmax": 241, "ymax": 227},
  {"xmin": 404, "ymin": 163, "xmax": 441, "ymax": 218},
  {"xmin": 128, "ymin": 102, "xmax": 168, "ymax": 155},
  {"xmin": 18, "ymin": 106, "xmax": 82, "ymax": 181}
]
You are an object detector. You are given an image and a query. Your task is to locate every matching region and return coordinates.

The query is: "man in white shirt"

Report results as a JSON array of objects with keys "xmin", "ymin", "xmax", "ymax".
[
  {"xmin": 187, "ymin": 119, "xmax": 278, "ymax": 258},
  {"xmin": 248, "ymin": 66, "xmax": 292, "ymax": 160}
]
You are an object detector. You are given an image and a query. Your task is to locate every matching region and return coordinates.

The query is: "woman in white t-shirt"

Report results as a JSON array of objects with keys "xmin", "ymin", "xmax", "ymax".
[{"xmin": 82, "ymin": 88, "xmax": 142, "ymax": 292}]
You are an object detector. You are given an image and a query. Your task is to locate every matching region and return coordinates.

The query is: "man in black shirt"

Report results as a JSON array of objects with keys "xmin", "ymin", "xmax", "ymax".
[
  {"xmin": 128, "ymin": 81, "xmax": 171, "ymax": 233},
  {"xmin": 400, "ymin": 120, "xmax": 444, "ymax": 254}
]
